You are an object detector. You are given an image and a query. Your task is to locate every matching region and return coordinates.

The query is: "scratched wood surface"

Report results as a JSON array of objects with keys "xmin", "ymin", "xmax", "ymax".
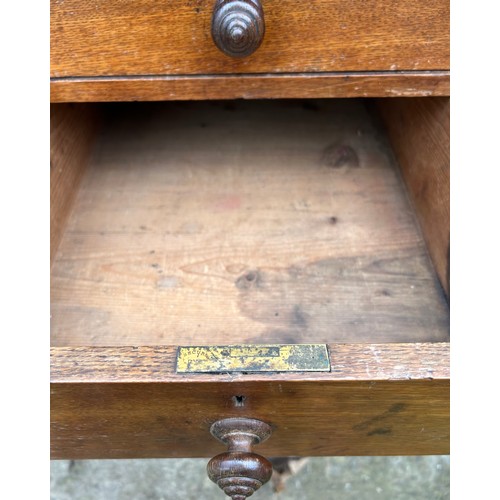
[
  {"xmin": 51, "ymin": 343, "xmax": 449, "ymax": 458},
  {"xmin": 50, "ymin": 71, "xmax": 450, "ymax": 103},
  {"xmin": 52, "ymin": 343, "xmax": 449, "ymax": 383},
  {"xmin": 50, "ymin": 100, "xmax": 449, "ymax": 346},
  {"xmin": 50, "ymin": 0, "xmax": 449, "ymax": 78}
]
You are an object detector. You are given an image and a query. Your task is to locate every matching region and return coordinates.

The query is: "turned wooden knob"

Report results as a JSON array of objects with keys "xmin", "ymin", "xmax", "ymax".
[
  {"xmin": 211, "ymin": 0, "xmax": 265, "ymax": 58},
  {"xmin": 207, "ymin": 418, "xmax": 273, "ymax": 499}
]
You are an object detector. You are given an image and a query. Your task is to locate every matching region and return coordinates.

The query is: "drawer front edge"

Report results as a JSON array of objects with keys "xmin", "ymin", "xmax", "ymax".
[{"xmin": 51, "ymin": 343, "xmax": 450, "ymax": 459}]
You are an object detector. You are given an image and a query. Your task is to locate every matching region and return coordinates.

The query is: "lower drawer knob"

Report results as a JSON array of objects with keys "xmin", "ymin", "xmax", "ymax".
[
  {"xmin": 207, "ymin": 418, "xmax": 273, "ymax": 499},
  {"xmin": 211, "ymin": 0, "xmax": 265, "ymax": 58}
]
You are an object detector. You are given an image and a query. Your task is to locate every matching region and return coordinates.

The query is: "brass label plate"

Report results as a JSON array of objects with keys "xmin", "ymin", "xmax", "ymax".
[{"xmin": 176, "ymin": 344, "xmax": 330, "ymax": 373}]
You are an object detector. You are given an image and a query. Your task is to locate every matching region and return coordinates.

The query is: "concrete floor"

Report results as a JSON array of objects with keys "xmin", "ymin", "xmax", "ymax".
[{"xmin": 51, "ymin": 456, "xmax": 449, "ymax": 499}]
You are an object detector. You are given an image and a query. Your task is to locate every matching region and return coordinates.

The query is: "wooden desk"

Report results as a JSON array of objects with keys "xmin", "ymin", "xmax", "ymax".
[{"xmin": 50, "ymin": 1, "xmax": 449, "ymax": 497}]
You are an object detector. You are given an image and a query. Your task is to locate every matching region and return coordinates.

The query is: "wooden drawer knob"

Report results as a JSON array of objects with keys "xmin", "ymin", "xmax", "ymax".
[
  {"xmin": 211, "ymin": 0, "xmax": 265, "ymax": 58},
  {"xmin": 207, "ymin": 418, "xmax": 273, "ymax": 499}
]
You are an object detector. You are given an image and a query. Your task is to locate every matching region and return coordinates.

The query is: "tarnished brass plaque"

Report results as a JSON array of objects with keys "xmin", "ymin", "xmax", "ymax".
[{"xmin": 176, "ymin": 344, "xmax": 330, "ymax": 373}]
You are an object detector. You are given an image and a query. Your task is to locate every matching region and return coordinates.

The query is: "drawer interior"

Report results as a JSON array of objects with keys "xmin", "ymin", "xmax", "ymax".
[{"xmin": 50, "ymin": 99, "xmax": 449, "ymax": 347}]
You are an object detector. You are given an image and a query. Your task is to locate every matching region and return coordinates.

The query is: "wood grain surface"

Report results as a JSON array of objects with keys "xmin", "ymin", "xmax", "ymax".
[
  {"xmin": 377, "ymin": 98, "xmax": 450, "ymax": 296},
  {"xmin": 50, "ymin": 104, "xmax": 98, "ymax": 265},
  {"xmin": 50, "ymin": 0, "xmax": 449, "ymax": 78},
  {"xmin": 51, "ymin": 343, "xmax": 449, "ymax": 383},
  {"xmin": 51, "ymin": 343, "xmax": 449, "ymax": 459},
  {"xmin": 50, "ymin": 71, "xmax": 450, "ymax": 102},
  {"xmin": 50, "ymin": 100, "xmax": 449, "ymax": 346}
]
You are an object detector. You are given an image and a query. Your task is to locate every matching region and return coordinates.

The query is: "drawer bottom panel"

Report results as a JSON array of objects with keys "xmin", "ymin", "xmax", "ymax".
[{"xmin": 50, "ymin": 99, "xmax": 449, "ymax": 347}]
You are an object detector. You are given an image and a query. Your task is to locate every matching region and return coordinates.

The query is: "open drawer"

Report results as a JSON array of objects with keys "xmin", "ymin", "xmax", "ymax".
[{"xmin": 50, "ymin": 98, "xmax": 449, "ymax": 466}]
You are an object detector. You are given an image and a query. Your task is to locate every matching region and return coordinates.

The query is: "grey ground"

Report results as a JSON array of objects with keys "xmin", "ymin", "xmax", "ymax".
[{"xmin": 51, "ymin": 456, "xmax": 449, "ymax": 500}]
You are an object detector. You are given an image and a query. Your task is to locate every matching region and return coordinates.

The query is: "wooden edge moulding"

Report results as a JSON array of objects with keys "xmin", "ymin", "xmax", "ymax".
[{"xmin": 51, "ymin": 71, "xmax": 449, "ymax": 102}]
